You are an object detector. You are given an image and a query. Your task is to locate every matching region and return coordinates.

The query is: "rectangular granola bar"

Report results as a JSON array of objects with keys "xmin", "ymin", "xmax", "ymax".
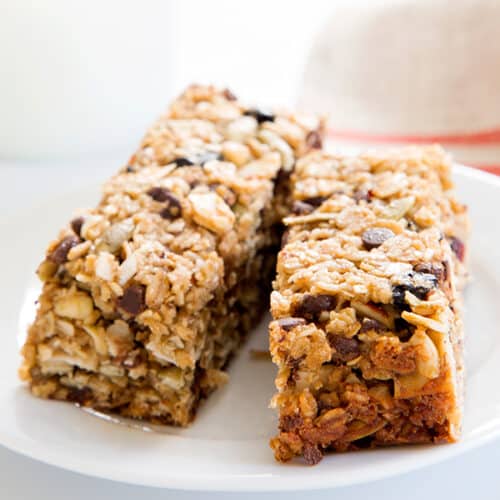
[
  {"xmin": 269, "ymin": 146, "xmax": 468, "ymax": 464},
  {"xmin": 20, "ymin": 85, "xmax": 322, "ymax": 426}
]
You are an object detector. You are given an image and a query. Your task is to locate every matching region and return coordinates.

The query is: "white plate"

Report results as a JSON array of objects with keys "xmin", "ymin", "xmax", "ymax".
[{"xmin": 0, "ymin": 164, "xmax": 499, "ymax": 492}]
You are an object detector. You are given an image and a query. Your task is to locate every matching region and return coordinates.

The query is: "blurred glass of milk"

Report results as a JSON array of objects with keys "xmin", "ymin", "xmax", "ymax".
[{"xmin": 0, "ymin": 0, "xmax": 175, "ymax": 159}]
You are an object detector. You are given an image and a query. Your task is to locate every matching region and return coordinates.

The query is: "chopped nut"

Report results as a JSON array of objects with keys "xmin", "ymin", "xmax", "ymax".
[
  {"xmin": 188, "ymin": 191, "xmax": 235, "ymax": 235},
  {"xmin": 103, "ymin": 219, "xmax": 134, "ymax": 253},
  {"xmin": 54, "ymin": 293, "xmax": 93, "ymax": 320}
]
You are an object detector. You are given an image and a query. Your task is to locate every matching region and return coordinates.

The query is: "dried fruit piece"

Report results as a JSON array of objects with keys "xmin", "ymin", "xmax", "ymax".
[
  {"xmin": 361, "ymin": 228, "xmax": 395, "ymax": 250},
  {"xmin": 305, "ymin": 130, "xmax": 322, "ymax": 149},
  {"xmin": 449, "ymin": 236, "xmax": 465, "ymax": 262},
  {"xmin": 303, "ymin": 196, "xmax": 327, "ymax": 207},
  {"xmin": 277, "ymin": 317, "xmax": 306, "ymax": 331},
  {"xmin": 117, "ymin": 285, "xmax": 146, "ymax": 316},
  {"xmin": 303, "ymin": 442, "xmax": 323, "ymax": 465},
  {"xmin": 353, "ymin": 189, "xmax": 372, "ymax": 203},
  {"xmin": 147, "ymin": 187, "xmax": 172, "ymax": 202},
  {"xmin": 49, "ymin": 236, "xmax": 80, "ymax": 264}
]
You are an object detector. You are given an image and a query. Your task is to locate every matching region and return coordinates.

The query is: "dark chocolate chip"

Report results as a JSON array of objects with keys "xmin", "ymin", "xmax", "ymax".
[
  {"xmin": 361, "ymin": 228, "xmax": 395, "ymax": 250},
  {"xmin": 449, "ymin": 236, "xmax": 465, "ymax": 262},
  {"xmin": 353, "ymin": 189, "xmax": 373, "ymax": 203},
  {"xmin": 329, "ymin": 334, "xmax": 360, "ymax": 362},
  {"xmin": 294, "ymin": 294, "xmax": 337, "ymax": 319},
  {"xmin": 173, "ymin": 157, "xmax": 194, "ymax": 167},
  {"xmin": 117, "ymin": 285, "xmax": 146, "ymax": 316},
  {"xmin": 306, "ymin": 130, "xmax": 323, "ymax": 149},
  {"xmin": 292, "ymin": 200, "xmax": 315, "ymax": 215},
  {"xmin": 223, "ymin": 88, "xmax": 237, "ymax": 101},
  {"xmin": 303, "ymin": 442, "xmax": 323, "ymax": 465},
  {"xmin": 125, "ymin": 165, "xmax": 136, "ymax": 173},
  {"xmin": 277, "ymin": 317, "xmax": 306, "ymax": 331},
  {"xmin": 243, "ymin": 108, "xmax": 275, "ymax": 124},
  {"xmin": 147, "ymin": 186, "xmax": 172, "ymax": 202},
  {"xmin": 48, "ymin": 235, "xmax": 80, "ymax": 264},
  {"xmin": 303, "ymin": 196, "xmax": 327, "ymax": 207},
  {"xmin": 392, "ymin": 271, "xmax": 438, "ymax": 305},
  {"xmin": 159, "ymin": 192, "xmax": 182, "ymax": 220},
  {"xmin": 66, "ymin": 386, "xmax": 93, "ymax": 405},
  {"xmin": 359, "ymin": 318, "xmax": 387, "ymax": 333},
  {"xmin": 70, "ymin": 217, "xmax": 85, "ymax": 237}
]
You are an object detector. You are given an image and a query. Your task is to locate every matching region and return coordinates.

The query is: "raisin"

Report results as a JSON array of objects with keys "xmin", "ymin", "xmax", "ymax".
[
  {"xmin": 449, "ymin": 236, "xmax": 465, "ymax": 262},
  {"xmin": 277, "ymin": 317, "xmax": 306, "ymax": 331},
  {"xmin": 243, "ymin": 108, "xmax": 275, "ymax": 124},
  {"xmin": 362, "ymin": 228, "xmax": 395, "ymax": 250},
  {"xmin": 117, "ymin": 285, "xmax": 146, "ymax": 316},
  {"xmin": 303, "ymin": 442, "xmax": 323, "ymax": 465},
  {"xmin": 70, "ymin": 217, "xmax": 85, "ymax": 237},
  {"xmin": 306, "ymin": 130, "xmax": 322, "ymax": 149},
  {"xmin": 48, "ymin": 235, "xmax": 80, "ymax": 264},
  {"xmin": 294, "ymin": 294, "xmax": 337, "ymax": 319}
]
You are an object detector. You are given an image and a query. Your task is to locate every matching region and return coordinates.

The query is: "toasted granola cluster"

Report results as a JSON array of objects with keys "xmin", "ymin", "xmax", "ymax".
[
  {"xmin": 270, "ymin": 146, "xmax": 468, "ymax": 464},
  {"xmin": 20, "ymin": 85, "xmax": 322, "ymax": 425}
]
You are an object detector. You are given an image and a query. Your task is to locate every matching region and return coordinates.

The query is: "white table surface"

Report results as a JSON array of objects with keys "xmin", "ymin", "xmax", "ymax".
[{"xmin": 2, "ymin": 158, "xmax": 500, "ymax": 499}]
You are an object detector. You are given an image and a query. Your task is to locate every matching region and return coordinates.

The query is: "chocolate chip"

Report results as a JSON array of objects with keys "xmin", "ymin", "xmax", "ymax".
[
  {"xmin": 66, "ymin": 386, "xmax": 93, "ymax": 405},
  {"xmin": 48, "ymin": 235, "xmax": 80, "ymax": 264},
  {"xmin": 70, "ymin": 217, "xmax": 84, "ymax": 237},
  {"xmin": 392, "ymin": 271, "xmax": 438, "ymax": 305},
  {"xmin": 353, "ymin": 189, "xmax": 373, "ymax": 203},
  {"xmin": 159, "ymin": 192, "xmax": 182, "ymax": 220},
  {"xmin": 414, "ymin": 262, "xmax": 445, "ymax": 282},
  {"xmin": 292, "ymin": 200, "xmax": 315, "ymax": 215},
  {"xmin": 173, "ymin": 157, "xmax": 194, "ymax": 167},
  {"xmin": 361, "ymin": 228, "xmax": 395, "ymax": 250},
  {"xmin": 117, "ymin": 285, "xmax": 146, "ymax": 316},
  {"xmin": 329, "ymin": 334, "xmax": 360, "ymax": 362},
  {"xmin": 125, "ymin": 165, "xmax": 136, "ymax": 173},
  {"xmin": 359, "ymin": 318, "xmax": 387, "ymax": 333},
  {"xmin": 277, "ymin": 317, "xmax": 306, "ymax": 331},
  {"xmin": 303, "ymin": 196, "xmax": 327, "ymax": 207},
  {"xmin": 223, "ymin": 88, "xmax": 237, "ymax": 101},
  {"xmin": 147, "ymin": 187, "xmax": 172, "ymax": 202},
  {"xmin": 306, "ymin": 130, "xmax": 322, "ymax": 149},
  {"xmin": 303, "ymin": 442, "xmax": 323, "ymax": 465},
  {"xmin": 294, "ymin": 294, "xmax": 337, "ymax": 319},
  {"xmin": 243, "ymin": 108, "xmax": 275, "ymax": 124},
  {"xmin": 449, "ymin": 236, "xmax": 465, "ymax": 262}
]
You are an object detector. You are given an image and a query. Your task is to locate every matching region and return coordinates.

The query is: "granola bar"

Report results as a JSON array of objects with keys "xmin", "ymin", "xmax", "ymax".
[
  {"xmin": 269, "ymin": 146, "xmax": 468, "ymax": 464},
  {"xmin": 20, "ymin": 85, "xmax": 322, "ymax": 426}
]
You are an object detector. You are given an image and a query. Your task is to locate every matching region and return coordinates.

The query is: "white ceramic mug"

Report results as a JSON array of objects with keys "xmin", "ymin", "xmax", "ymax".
[{"xmin": 0, "ymin": 0, "xmax": 175, "ymax": 159}]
